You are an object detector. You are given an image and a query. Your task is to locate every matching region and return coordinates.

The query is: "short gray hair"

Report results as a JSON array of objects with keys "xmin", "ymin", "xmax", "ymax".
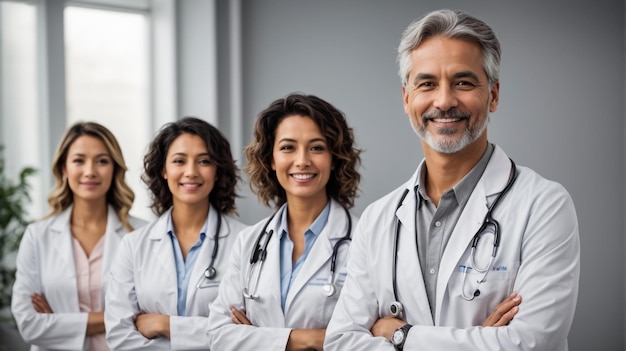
[{"xmin": 397, "ymin": 9, "xmax": 501, "ymax": 87}]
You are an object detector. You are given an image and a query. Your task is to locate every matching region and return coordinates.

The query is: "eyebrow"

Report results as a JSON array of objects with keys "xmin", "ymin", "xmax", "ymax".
[
  {"xmin": 277, "ymin": 137, "xmax": 327, "ymax": 144},
  {"xmin": 412, "ymin": 73, "xmax": 436, "ymax": 85},
  {"xmin": 170, "ymin": 152, "xmax": 210, "ymax": 157},
  {"xmin": 69, "ymin": 153, "xmax": 110, "ymax": 158},
  {"xmin": 452, "ymin": 71, "xmax": 481, "ymax": 81},
  {"xmin": 412, "ymin": 71, "xmax": 481, "ymax": 85}
]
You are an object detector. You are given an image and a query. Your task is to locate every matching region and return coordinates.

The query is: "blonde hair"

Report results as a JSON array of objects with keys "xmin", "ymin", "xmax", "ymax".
[{"xmin": 46, "ymin": 122, "xmax": 136, "ymax": 231}]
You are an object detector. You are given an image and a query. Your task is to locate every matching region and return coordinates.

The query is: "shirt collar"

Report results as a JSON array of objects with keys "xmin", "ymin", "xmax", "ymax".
[
  {"xmin": 278, "ymin": 201, "xmax": 331, "ymax": 239},
  {"xmin": 166, "ymin": 210, "xmax": 209, "ymax": 241},
  {"xmin": 415, "ymin": 143, "xmax": 495, "ymax": 208}
]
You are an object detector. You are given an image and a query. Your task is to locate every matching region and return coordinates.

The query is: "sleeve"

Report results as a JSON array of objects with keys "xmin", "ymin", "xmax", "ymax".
[
  {"xmin": 11, "ymin": 225, "xmax": 88, "ymax": 350},
  {"xmin": 328, "ymin": 182, "xmax": 581, "ymax": 351},
  {"xmin": 104, "ymin": 235, "xmax": 169, "ymax": 351},
  {"xmin": 324, "ymin": 207, "xmax": 395, "ymax": 350},
  {"xmin": 169, "ymin": 315, "xmax": 210, "ymax": 350},
  {"xmin": 207, "ymin": 227, "xmax": 292, "ymax": 350},
  {"xmin": 402, "ymin": 183, "xmax": 580, "ymax": 351}
]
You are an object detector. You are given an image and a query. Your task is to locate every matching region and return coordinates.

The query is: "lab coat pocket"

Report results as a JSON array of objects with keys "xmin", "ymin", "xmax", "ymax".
[
  {"xmin": 452, "ymin": 260, "xmax": 520, "ymax": 305},
  {"xmin": 306, "ymin": 271, "xmax": 346, "ymax": 324}
]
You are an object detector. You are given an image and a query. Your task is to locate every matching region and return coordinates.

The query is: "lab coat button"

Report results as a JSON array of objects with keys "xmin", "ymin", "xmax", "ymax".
[
  {"xmin": 434, "ymin": 221, "xmax": 441, "ymax": 227},
  {"xmin": 429, "ymin": 268, "xmax": 436, "ymax": 275}
]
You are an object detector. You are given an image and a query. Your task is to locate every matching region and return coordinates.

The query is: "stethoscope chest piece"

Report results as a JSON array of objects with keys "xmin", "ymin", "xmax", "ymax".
[
  {"xmin": 390, "ymin": 301, "xmax": 404, "ymax": 319},
  {"xmin": 322, "ymin": 283, "xmax": 336, "ymax": 297},
  {"xmin": 204, "ymin": 266, "xmax": 217, "ymax": 280}
]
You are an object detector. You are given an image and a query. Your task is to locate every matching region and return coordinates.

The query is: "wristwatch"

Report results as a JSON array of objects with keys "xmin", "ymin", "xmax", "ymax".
[{"xmin": 391, "ymin": 323, "xmax": 412, "ymax": 350}]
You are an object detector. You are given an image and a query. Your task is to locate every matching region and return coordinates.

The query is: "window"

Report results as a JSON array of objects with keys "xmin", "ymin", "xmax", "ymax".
[
  {"xmin": 65, "ymin": 5, "xmax": 152, "ymax": 220},
  {"xmin": 0, "ymin": 1, "xmax": 44, "ymax": 218}
]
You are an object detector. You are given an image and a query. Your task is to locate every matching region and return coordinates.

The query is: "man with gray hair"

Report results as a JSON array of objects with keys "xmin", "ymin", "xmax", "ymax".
[{"xmin": 324, "ymin": 9, "xmax": 579, "ymax": 351}]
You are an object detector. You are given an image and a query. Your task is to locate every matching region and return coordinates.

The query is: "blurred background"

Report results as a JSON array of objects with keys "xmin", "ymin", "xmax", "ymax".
[{"xmin": 0, "ymin": 0, "xmax": 623, "ymax": 350}]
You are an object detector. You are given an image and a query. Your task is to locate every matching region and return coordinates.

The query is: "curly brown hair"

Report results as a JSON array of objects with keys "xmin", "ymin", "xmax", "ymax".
[
  {"xmin": 244, "ymin": 93, "xmax": 361, "ymax": 209},
  {"xmin": 46, "ymin": 122, "xmax": 136, "ymax": 231},
  {"xmin": 143, "ymin": 117, "xmax": 239, "ymax": 216}
]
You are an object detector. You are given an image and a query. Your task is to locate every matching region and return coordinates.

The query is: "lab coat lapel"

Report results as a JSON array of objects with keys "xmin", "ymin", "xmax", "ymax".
[
  {"xmin": 260, "ymin": 213, "xmax": 285, "ymax": 326},
  {"xmin": 49, "ymin": 207, "xmax": 80, "ymax": 311},
  {"xmin": 395, "ymin": 176, "xmax": 434, "ymax": 326},
  {"xmin": 101, "ymin": 206, "xmax": 126, "ymax": 305},
  {"xmin": 434, "ymin": 147, "xmax": 512, "ymax": 323},
  {"xmin": 186, "ymin": 206, "xmax": 222, "ymax": 312},
  {"xmin": 284, "ymin": 200, "xmax": 345, "ymax": 314},
  {"xmin": 50, "ymin": 207, "xmax": 75, "ymax": 270},
  {"xmin": 149, "ymin": 211, "xmax": 177, "ymax": 286}
]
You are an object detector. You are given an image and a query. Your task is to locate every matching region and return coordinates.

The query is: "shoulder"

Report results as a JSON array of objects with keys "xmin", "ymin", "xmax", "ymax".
[
  {"xmin": 235, "ymin": 216, "xmax": 270, "ymax": 242},
  {"xmin": 23, "ymin": 213, "xmax": 65, "ymax": 238},
  {"xmin": 24, "ymin": 215, "xmax": 56, "ymax": 232},
  {"xmin": 514, "ymin": 165, "xmax": 574, "ymax": 204},
  {"xmin": 120, "ymin": 215, "xmax": 166, "ymax": 246},
  {"xmin": 221, "ymin": 214, "xmax": 248, "ymax": 235},
  {"xmin": 128, "ymin": 215, "xmax": 149, "ymax": 231},
  {"xmin": 361, "ymin": 184, "xmax": 410, "ymax": 218}
]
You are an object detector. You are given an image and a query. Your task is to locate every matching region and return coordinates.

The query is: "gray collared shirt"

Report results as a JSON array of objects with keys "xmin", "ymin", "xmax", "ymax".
[{"xmin": 415, "ymin": 143, "xmax": 494, "ymax": 317}]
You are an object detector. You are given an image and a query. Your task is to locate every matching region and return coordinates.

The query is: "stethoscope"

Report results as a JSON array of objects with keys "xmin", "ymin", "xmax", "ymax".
[
  {"xmin": 195, "ymin": 213, "xmax": 222, "ymax": 289},
  {"xmin": 243, "ymin": 205, "xmax": 352, "ymax": 300},
  {"xmin": 389, "ymin": 158, "xmax": 518, "ymax": 319}
]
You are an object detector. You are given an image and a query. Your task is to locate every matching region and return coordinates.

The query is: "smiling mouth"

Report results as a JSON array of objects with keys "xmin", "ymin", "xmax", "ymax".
[
  {"xmin": 181, "ymin": 183, "xmax": 202, "ymax": 189},
  {"xmin": 429, "ymin": 117, "xmax": 465, "ymax": 123},
  {"xmin": 423, "ymin": 109, "xmax": 470, "ymax": 124},
  {"xmin": 291, "ymin": 173, "xmax": 316, "ymax": 180}
]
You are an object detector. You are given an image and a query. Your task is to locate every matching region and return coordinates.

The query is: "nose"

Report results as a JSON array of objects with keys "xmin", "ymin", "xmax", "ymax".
[
  {"xmin": 295, "ymin": 149, "xmax": 311, "ymax": 167},
  {"xmin": 184, "ymin": 161, "xmax": 199, "ymax": 177},
  {"xmin": 84, "ymin": 160, "xmax": 97, "ymax": 177},
  {"xmin": 433, "ymin": 85, "xmax": 458, "ymax": 112}
]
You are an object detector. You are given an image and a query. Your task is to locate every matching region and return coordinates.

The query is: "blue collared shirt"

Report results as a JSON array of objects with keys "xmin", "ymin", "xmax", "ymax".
[
  {"xmin": 167, "ymin": 213, "xmax": 208, "ymax": 316},
  {"xmin": 278, "ymin": 201, "xmax": 330, "ymax": 312}
]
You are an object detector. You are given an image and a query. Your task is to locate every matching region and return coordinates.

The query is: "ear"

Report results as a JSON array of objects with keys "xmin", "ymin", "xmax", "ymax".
[
  {"xmin": 162, "ymin": 168, "xmax": 167, "ymax": 180},
  {"xmin": 402, "ymin": 85, "xmax": 410, "ymax": 116},
  {"xmin": 489, "ymin": 81, "xmax": 500, "ymax": 113},
  {"xmin": 271, "ymin": 158, "xmax": 276, "ymax": 171}
]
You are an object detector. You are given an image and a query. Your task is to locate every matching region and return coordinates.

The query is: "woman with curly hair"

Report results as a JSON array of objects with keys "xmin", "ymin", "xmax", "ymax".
[
  {"xmin": 207, "ymin": 93, "xmax": 361, "ymax": 350},
  {"xmin": 12, "ymin": 121, "xmax": 147, "ymax": 351},
  {"xmin": 105, "ymin": 117, "xmax": 247, "ymax": 350}
]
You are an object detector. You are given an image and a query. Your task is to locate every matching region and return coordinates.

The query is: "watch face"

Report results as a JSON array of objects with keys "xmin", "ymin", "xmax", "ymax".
[{"xmin": 392, "ymin": 329, "xmax": 404, "ymax": 345}]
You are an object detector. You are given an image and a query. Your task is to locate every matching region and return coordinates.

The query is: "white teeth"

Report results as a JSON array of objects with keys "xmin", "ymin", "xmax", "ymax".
[
  {"xmin": 181, "ymin": 183, "xmax": 201, "ymax": 188},
  {"xmin": 292, "ymin": 174, "xmax": 315, "ymax": 180},
  {"xmin": 433, "ymin": 117, "xmax": 461, "ymax": 123}
]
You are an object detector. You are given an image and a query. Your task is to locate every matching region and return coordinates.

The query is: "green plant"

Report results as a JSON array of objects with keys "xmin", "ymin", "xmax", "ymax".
[{"xmin": 0, "ymin": 145, "xmax": 35, "ymax": 311}]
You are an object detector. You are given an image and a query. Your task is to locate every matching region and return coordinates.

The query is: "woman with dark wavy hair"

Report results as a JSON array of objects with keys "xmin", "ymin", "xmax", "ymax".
[
  {"xmin": 105, "ymin": 117, "xmax": 247, "ymax": 350},
  {"xmin": 208, "ymin": 93, "xmax": 361, "ymax": 350},
  {"xmin": 12, "ymin": 121, "xmax": 146, "ymax": 351}
]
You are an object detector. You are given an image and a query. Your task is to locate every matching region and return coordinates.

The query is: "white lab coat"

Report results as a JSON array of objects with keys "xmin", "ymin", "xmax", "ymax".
[
  {"xmin": 207, "ymin": 199, "xmax": 358, "ymax": 350},
  {"xmin": 104, "ymin": 206, "xmax": 246, "ymax": 350},
  {"xmin": 11, "ymin": 205, "xmax": 147, "ymax": 351},
  {"xmin": 325, "ymin": 145, "xmax": 580, "ymax": 351}
]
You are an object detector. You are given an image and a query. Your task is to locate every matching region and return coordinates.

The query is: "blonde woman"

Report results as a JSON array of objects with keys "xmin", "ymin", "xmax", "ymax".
[{"xmin": 11, "ymin": 122, "xmax": 146, "ymax": 351}]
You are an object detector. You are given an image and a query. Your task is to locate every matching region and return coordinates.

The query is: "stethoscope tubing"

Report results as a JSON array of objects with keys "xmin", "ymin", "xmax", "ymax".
[
  {"xmin": 196, "ymin": 212, "xmax": 222, "ymax": 288},
  {"xmin": 391, "ymin": 158, "xmax": 518, "ymax": 310},
  {"xmin": 243, "ymin": 204, "xmax": 352, "ymax": 300}
]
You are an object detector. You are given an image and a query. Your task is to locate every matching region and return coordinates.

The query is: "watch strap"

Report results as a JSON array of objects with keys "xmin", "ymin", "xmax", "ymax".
[{"xmin": 393, "ymin": 323, "xmax": 413, "ymax": 350}]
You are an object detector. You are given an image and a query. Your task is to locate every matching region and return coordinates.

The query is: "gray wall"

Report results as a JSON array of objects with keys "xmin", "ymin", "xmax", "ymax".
[{"xmin": 209, "ymin": 0, "xmax": 624, "ymax": 350}]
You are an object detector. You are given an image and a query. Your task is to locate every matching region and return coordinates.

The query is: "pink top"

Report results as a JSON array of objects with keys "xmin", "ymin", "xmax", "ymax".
[{"xmin": 72, "ymin": 235, "xmax": 108, "ymax": 351}]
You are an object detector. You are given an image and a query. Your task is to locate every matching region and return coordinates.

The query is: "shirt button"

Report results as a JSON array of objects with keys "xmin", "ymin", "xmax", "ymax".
[
  {"xmin": 429, "ymin": 268, "xmax": 436, "ymax": 275},
  {"xmin": 434, "ymin": 221, "xmax": 442, "ymax": 227}
]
